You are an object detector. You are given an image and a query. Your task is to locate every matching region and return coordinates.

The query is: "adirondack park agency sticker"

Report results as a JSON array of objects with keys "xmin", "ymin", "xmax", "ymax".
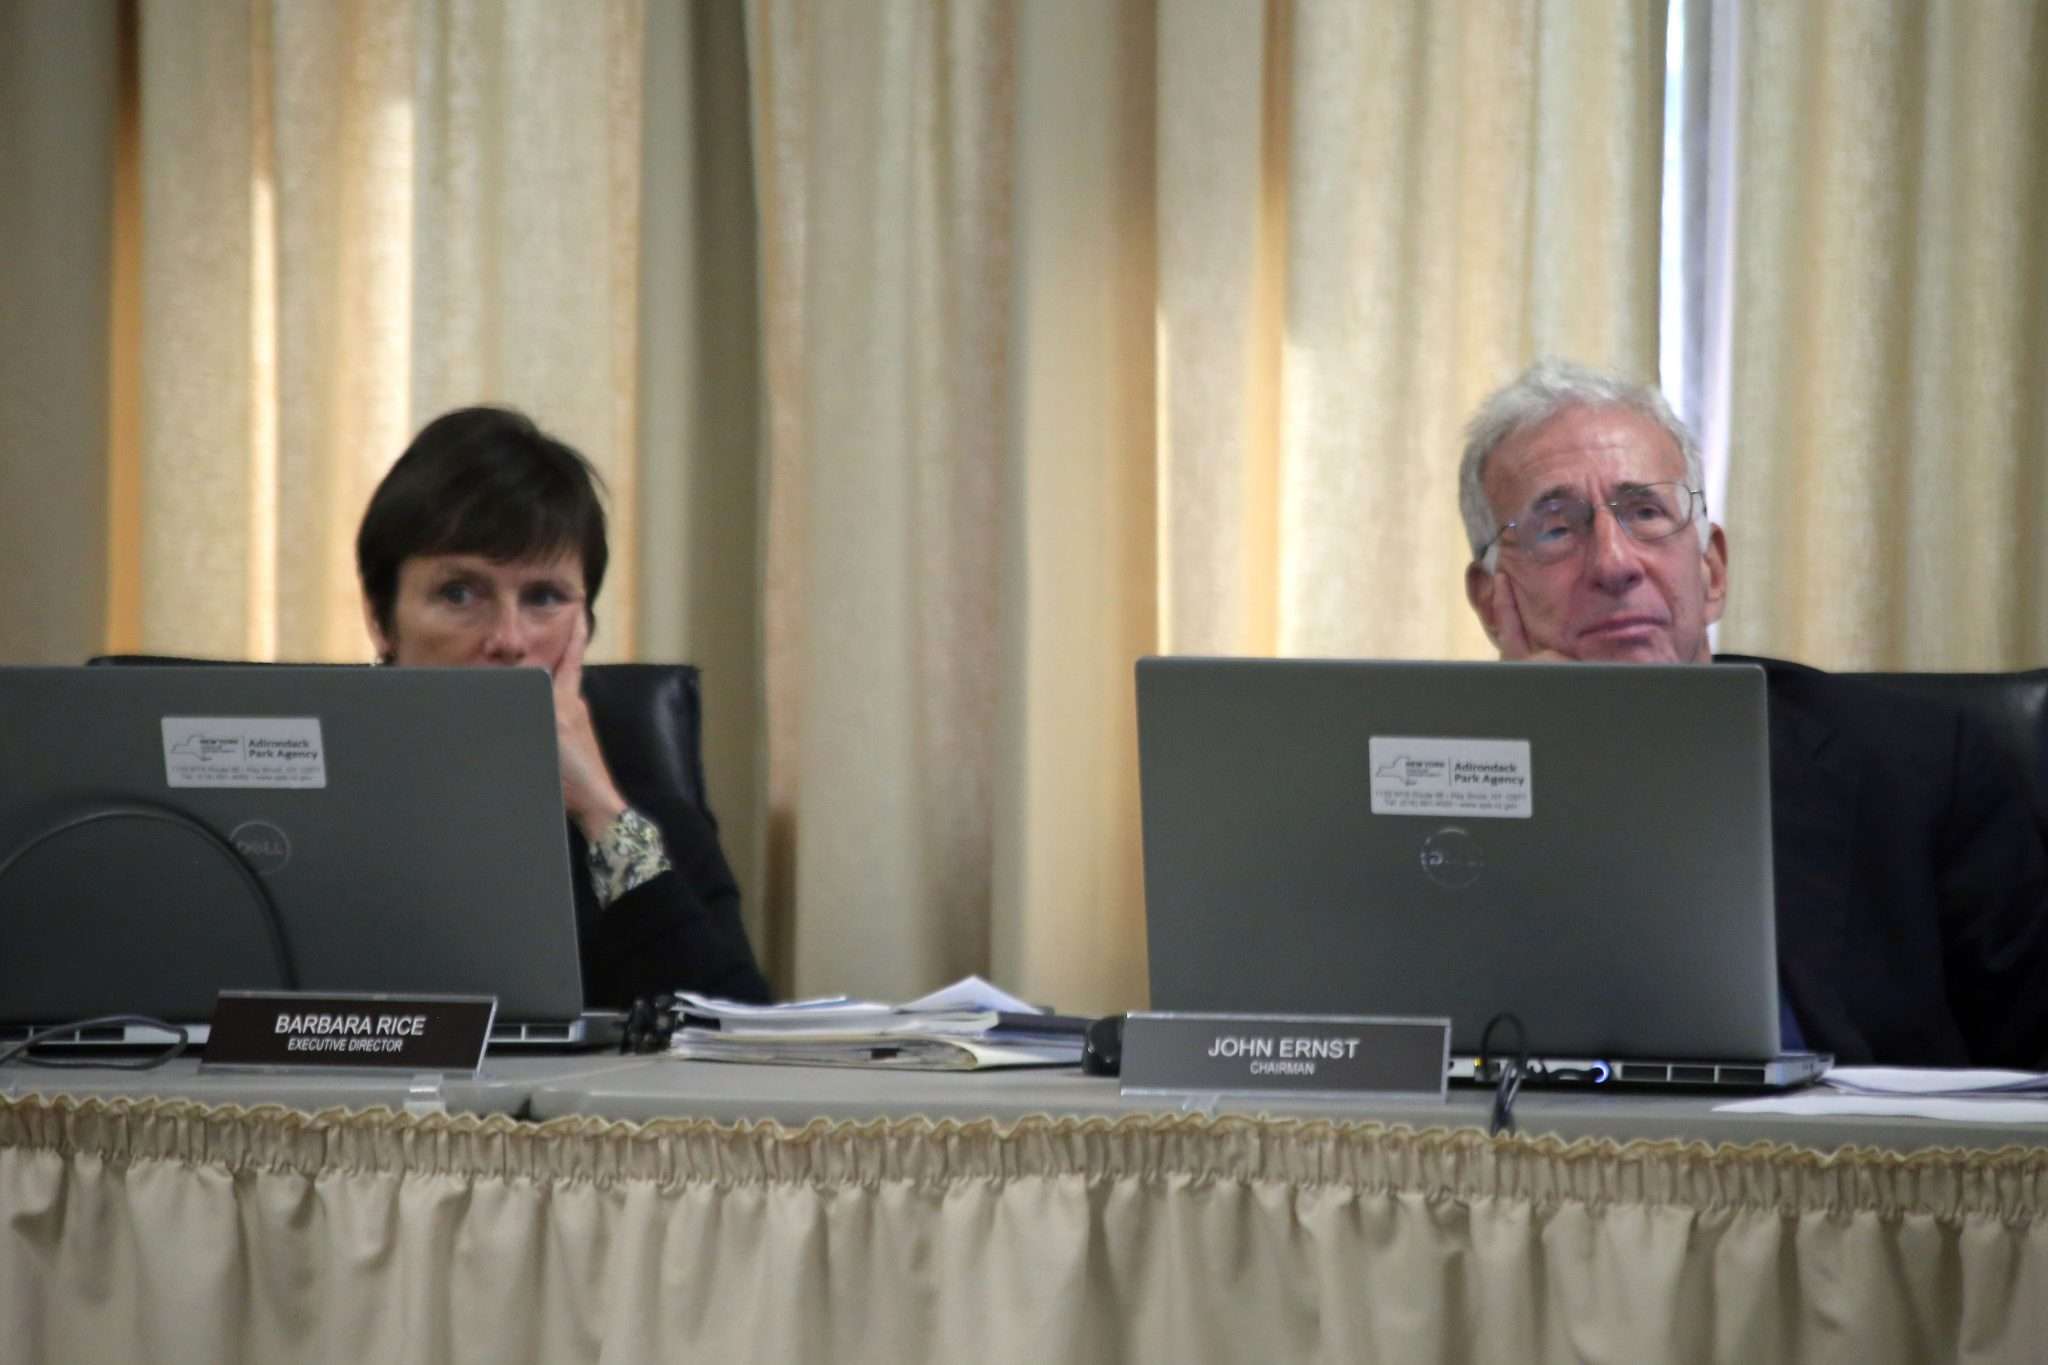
[
  {"xmin": 162, "ymin": 717, "xmax": 328, "ymax": 789},
  {"xmin": 1368, "ymin": 736, "xmax": 1531, "ymax": 818}
]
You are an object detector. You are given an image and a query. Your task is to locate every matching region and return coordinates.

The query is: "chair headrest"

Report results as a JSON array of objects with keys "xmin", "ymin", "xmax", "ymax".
[{"xmin": 1841, "ymin": 668, "xmax": 2048, "ymax": 839}]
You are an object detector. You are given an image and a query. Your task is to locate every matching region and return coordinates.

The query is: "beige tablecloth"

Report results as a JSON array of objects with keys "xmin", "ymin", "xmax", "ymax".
[{"xmin": 4, "ymin": 1092, "xmax": 2047, "ymax": 1363}]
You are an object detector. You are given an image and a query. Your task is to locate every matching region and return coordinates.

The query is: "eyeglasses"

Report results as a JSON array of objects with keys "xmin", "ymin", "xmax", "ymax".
[{"xmin": 1477, "ymin": 483, "xmax": 1704, "ymax": 566}]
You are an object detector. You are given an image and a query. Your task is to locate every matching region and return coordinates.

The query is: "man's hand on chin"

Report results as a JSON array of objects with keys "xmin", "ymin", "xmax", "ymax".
[{"xmin": 1491, "ymin": 574, "xmax": 1577, "ymax": 664}]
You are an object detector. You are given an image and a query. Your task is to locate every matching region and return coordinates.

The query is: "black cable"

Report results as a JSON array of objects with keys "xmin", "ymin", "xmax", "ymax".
[
  {"xmin": 0, "ymin": 802, "xmax": 299, "ymax": 990},
  {"xmin": 0, "ymin": 805, "xmax": 293, "ymax": 1069},
  {"xmin": 1478, "ymin": 1011, "xmax": 1529, "ymax": 1135},
  {"xmin": 0, "ymin": 1015, "xmax": 190, "ymax": 1071}
]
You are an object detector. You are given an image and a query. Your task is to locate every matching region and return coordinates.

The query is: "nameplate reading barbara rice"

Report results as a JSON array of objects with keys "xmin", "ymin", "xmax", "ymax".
[
  {"xmin": 1121, "ymin": 1013, "xmax": 1449, "ymax": 1099},
  {"xmin": 202, "ymin": 992, "xmax": 496, "ymax": 1073}
]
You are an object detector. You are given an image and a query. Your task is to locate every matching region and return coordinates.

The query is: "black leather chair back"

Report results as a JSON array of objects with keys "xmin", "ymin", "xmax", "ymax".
[
  {"xmin": 577, "ymin": 663, "xmax": 714, "ymax": 823},
  {"xmin": 87, "ymin": 655, "xmax": 717, "ymax": 826},
  {"xmin": 1842, "ymin": 669, "xmax": 2048, "ymax": 843}
]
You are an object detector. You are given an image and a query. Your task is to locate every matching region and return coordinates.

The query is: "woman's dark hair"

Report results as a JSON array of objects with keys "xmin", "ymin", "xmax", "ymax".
[{"xmin": 356, "ymin": 406, "xmax": 609, "ymax": 642}]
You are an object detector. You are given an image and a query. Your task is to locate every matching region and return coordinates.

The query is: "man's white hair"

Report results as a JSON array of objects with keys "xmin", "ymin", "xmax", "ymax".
[{"xmin": 1458, "ymin": 359, "xmax": 1709, "ymax": 562}]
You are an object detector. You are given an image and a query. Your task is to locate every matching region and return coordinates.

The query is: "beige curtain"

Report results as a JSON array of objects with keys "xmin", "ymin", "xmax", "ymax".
[
  {"xmin": 0, "ymin": 0, "xmax": 120, "ymax": 665},
  {"xmin": 746, "ymin": 0, "xmax": 1033, "ymax": 1002},
  {"xmin": 636, "ymin": 0, "xmax": 774, "ymax": 967},
  {"xmin": 1716, "ymin": 0, "xmax": 2048, "ymax": 670},
  {"xmin": 9, "ymin": 1093, "xmax": 2048, "ymax": 1364},
  {"xmin": 131, "ymin": 0, "xmax": 645, "ymax": 663},
  {"xmin": 17, "ymin": 0, "xmax": 1663, "ymax": 1008},
  {"xmin": 18, "ymin": 0, "xmax": 2048, "ymax": 1015},
  {"xmin": 749, "ymin": 0, "xmax": 1665, "ymax": 1009},
  {"xmin": 1160, "ymin": 0, "xmax": 1666, "ymax": 660}
]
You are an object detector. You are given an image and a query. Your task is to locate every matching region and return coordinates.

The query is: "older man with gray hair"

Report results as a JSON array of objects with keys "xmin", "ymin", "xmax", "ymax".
[
  {"xmin": 1455, "ymin": 359, "xmax": 2048, "ymax": 1067},
  {"xmin": 1460, "ymin": 359, "xmax": 1725, "ymax": 666}
]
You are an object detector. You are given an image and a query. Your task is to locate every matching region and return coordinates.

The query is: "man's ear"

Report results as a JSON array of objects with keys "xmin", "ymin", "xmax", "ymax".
[
  {"xmin": 1701, "ymin": 523, "xmax": 1729, "ymax": 628},
  {"xmin": 1465, "ymin": 561, "xmax": 1502, "ymax": 649}
]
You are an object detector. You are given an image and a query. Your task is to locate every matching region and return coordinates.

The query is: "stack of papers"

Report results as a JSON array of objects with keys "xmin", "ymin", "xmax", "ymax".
[{"xmin": 667, "ymin": 975, "xmax": 1090, "ymax": 1071}]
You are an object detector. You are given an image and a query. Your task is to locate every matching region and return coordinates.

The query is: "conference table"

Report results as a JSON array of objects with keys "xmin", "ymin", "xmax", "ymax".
[{"xmin": 5, "ymin": 1054, "xmax": 2047, "ymax": 1364}]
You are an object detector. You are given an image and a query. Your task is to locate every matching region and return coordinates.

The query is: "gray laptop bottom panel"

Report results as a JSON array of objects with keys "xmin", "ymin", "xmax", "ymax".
[
  {"xmin": 1138, "ymin": 658, "xmax": 1787, "ymax": 1065},
  {"xmin": 1449, "ymin": 1052, "xmax": 1829, "ymax": 1090}
]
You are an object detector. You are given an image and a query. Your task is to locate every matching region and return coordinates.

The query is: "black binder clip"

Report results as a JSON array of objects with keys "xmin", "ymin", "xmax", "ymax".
[{"xmin": 621, "ymin": 994, "xmax": 682, "ymax": 1055}]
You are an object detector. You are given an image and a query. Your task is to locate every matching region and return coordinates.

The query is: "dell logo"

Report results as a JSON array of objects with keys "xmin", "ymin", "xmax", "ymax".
[
  {"xmin": 1417, "ymin": 827, "xmax": 1483, "ymax": 889},
  {"xmin": 230, "ymin": 820, "xmax": 293, "ymax": 875}
]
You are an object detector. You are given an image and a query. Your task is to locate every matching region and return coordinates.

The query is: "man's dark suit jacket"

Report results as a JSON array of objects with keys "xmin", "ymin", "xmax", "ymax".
[{"xmin": 1722, "ymin": 654, "xmax": 2048, "ymax": 1067}]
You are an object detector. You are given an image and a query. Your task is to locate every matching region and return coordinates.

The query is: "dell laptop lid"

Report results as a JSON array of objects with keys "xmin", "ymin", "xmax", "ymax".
[
  {"xmin": 0, "ymin": 666, "xmax": 591, "ymax": 1037},
  {"xmin": 1137, "ymin": 657, "xmax": 1818, "ymax": 1078}
]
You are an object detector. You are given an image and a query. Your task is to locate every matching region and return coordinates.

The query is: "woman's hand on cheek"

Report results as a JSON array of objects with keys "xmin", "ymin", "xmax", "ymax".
[{"xmin": 552, "ymin": 610, "xmax": 629, "ymax": 842}]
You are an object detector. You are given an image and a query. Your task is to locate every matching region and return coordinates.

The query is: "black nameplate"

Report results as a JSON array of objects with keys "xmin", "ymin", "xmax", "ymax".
[
  {"xmin": 1122, "ymin": 1012, "xmax": 1449, "ymax": 1098},
  {"xmin": 202, "ymin": 992, "xmax": 496, "ymax": 1074}
]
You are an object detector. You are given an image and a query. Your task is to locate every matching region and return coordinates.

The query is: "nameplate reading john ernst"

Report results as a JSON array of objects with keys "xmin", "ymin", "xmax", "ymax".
[
  {"xmin": 203, "ymin": 991, "xmax": 496, "ymax": 1074},
  {"xmin": 1121, "ymin": 1012, "xmax": 1449, "ymax": 1099}
]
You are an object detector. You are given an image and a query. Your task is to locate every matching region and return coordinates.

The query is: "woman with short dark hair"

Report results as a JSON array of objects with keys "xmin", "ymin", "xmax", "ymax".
[{"xmin": 357, "ymin": 406, "xmax": 769, "ymax": 1005}]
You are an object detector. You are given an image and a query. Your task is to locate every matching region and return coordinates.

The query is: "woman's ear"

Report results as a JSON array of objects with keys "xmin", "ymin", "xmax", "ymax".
[{"xmin": 361, "ymin": 595, "xmax": 396, "ymax": 664}]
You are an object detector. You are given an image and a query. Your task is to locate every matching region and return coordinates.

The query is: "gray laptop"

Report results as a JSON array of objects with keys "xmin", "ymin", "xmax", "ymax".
[
  {"xmin": 1136, "ymin": 657, "xmax": 1828, "ymax": 1087},
  {"xmin": 0, "ymin": 666, "xmax": 609, "ymax": 1048}
]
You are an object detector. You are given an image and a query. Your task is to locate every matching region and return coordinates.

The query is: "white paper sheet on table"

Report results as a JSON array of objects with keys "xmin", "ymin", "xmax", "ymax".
[
  {"xmin": 1819, "ymin": 1066, "xmax": 2048, "ymax": 1097},
  {"xmin": 1716, "ymin": 1093, "xmax": 2048, "ymax": 1122},
  {"xmin": 1716, "ymin": 1065, "xmax": 2048, "ymax": 1121},
  {"xmin": 668, "ymin": 993, "xmax": 890, "ymax": 1023},
  {"xmin": 900, "ymin": 974, "xmax": 1041, "ymax": 1015}
]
